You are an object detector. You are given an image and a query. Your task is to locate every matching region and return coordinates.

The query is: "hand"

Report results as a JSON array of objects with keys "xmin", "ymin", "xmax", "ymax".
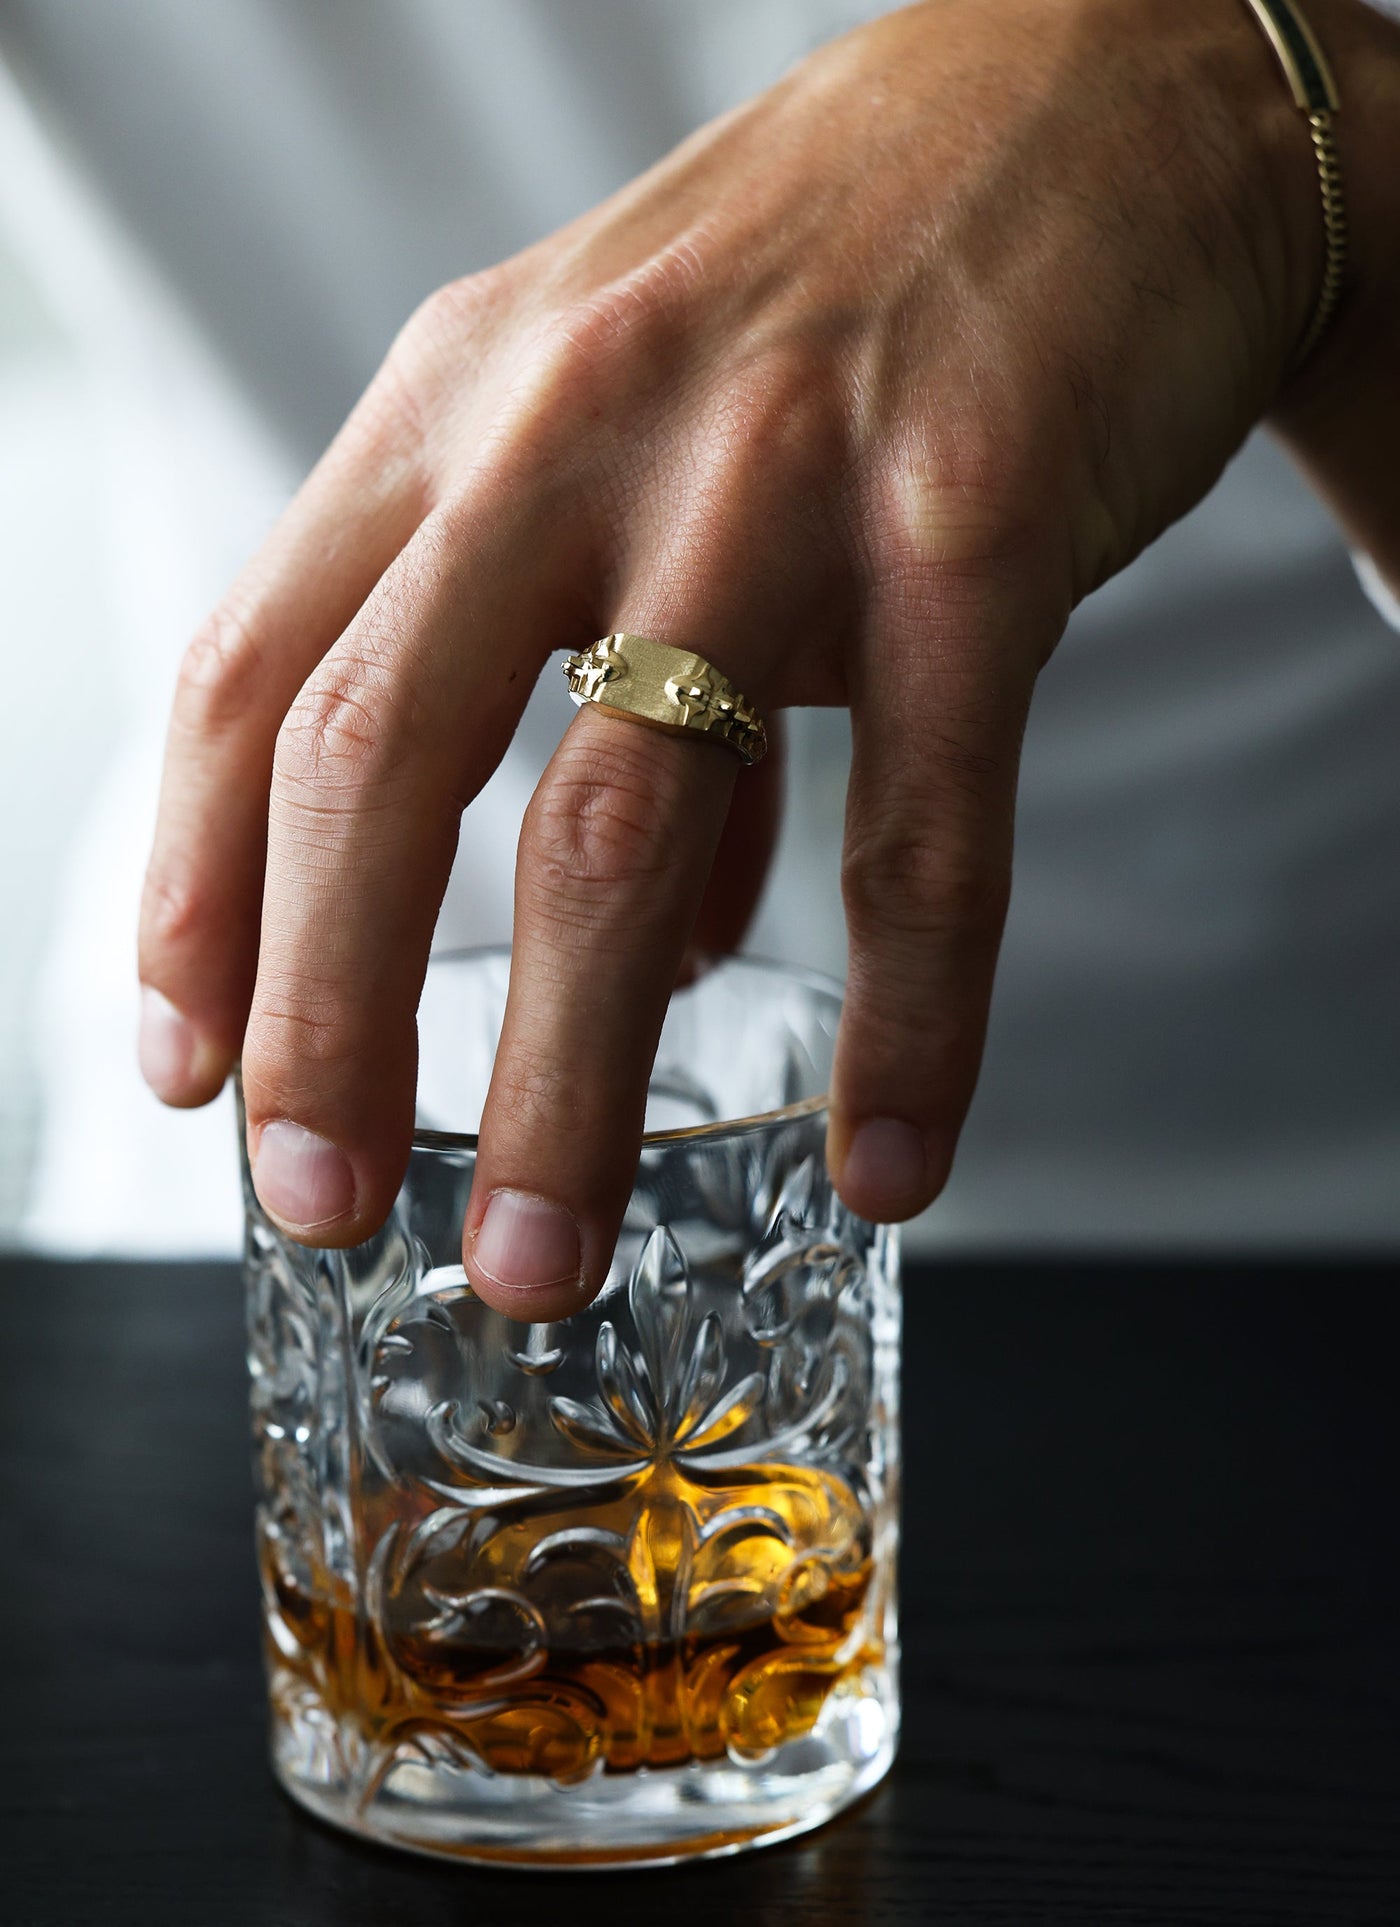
[{"xmin": 138, "ymin": 0, "xmax": 1399, "ymax": 1319}]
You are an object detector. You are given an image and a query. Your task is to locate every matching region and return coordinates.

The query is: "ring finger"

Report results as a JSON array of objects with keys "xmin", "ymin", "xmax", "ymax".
[{"xmin": 462, "ymin": 620, "xmax": 770, "ymax": 1322}]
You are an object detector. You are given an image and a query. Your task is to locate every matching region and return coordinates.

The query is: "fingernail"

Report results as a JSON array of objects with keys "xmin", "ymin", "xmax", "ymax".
[
  {"xmin": 841, "ymin": 1118, "xmax": 930, "ymax": 1219},
  {"xmin": 253, "ymin": 1120, "xmax": 356, "ymax": 1231},
  {"xmin": 472, "ymin": 1191, "xmax": 581, "ymax": 1292},
  {"xmin": 139, "ymin": 987, "xmax": 226, "ymax": 1102}
]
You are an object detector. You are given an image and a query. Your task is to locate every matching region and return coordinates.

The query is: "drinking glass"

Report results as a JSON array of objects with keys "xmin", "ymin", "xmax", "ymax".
[{"xmin": 241, "ymin": 949, "xmax": 900, "ymax": 1868}]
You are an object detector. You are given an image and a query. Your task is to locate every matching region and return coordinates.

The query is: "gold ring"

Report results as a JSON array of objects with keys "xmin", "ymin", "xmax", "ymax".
[{"xmin": 562, "ymin": 634, "xmax": 768, "ymax": 765}]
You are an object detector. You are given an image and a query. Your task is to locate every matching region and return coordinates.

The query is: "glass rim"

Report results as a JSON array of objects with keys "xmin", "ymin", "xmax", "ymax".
[{"xmin": 410, "ymin": 945, "xmax": 841, "ymax": 1153}]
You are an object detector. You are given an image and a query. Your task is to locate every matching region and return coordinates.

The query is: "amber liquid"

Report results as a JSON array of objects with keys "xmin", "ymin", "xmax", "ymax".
[{"xmin": 264, "ymin": 1460, "xmax": 879, "ymax": 1783}]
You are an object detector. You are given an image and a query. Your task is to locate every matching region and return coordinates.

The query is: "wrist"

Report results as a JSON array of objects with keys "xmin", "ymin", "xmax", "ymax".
[
  {"xmin": 1256, "ymin": 0, "xmax": 1400, "ymax": 381},
  {"xmin": 1267, "ymin": 0, "xmax": 1400, "ymax": 582},
  {"xmin": 1090, "ymin": 0, "xmax": 1394, "ymax": 389}
]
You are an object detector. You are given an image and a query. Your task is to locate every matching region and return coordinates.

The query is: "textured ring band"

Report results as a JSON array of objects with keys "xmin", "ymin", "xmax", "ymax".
[{"xmin": 563, "ymin": 634, "xmax": 769, "ymax": 765}]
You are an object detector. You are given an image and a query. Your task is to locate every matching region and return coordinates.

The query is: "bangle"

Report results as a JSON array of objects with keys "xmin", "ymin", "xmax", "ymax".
[{"xmin": 1239, "ymin": 0, "xmax": 1348, "ymax": 368}]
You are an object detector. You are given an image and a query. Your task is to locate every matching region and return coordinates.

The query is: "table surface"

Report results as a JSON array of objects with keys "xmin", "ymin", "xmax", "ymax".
[{"xmin": 2, "ymin": 1256, "xmax": 1397, "ymax": 1926}]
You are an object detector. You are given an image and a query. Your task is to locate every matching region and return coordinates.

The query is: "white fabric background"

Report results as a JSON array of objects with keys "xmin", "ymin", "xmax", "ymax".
[{"xmin": 0, "ymin": 1, "xmax": 1396, "ymax": 1257}]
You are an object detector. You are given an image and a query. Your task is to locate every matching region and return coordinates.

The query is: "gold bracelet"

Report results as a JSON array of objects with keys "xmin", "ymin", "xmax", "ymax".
[{"xmin": 1240, "ymin": 0, "xmax": 1348, "ymax": 367}]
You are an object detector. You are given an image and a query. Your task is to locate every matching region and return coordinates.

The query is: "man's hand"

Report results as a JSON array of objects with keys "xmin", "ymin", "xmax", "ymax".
[{"xmin": 137, "ymin": 0, "xmax": 1399, "ymax": 1319}]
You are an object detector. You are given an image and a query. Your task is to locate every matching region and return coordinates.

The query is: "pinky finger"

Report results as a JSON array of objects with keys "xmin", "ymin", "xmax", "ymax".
[{"xmin": 830, "ymin": 605, "xmax": 1048, "ymax": 1222}]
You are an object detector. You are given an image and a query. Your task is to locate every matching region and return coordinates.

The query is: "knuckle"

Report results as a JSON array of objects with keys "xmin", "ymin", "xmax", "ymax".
[
  {"xmin": 843, "ymin": 826, "xmax": 1007, "ymax": 948},
  {"xmin": 505, "ymin": 307, "xmax": 620, "ymax": 436},
  {"xmin": 491, "ymin": 263, "xmax": 691, "ymax": 446},
  {"xmin": 868, "ymin": 439, "xmax": 1049, "ymax": 605},
  {"xmin": 246, "ymin": 994, "xmax": 344, "ymax": 1072},
  {"xmin": 174, "ymin": 598, "xmax": 268, "ymax": 737},
  {"xmin": 272, "ymin": 656, "xmax": 398, "ymax": 800},
  {"xmin": 395, "ymin": 270, "xmax": 507, "ymax": 366},
  {"xmin": 523, "ymin": 741, "xmax": 677, "ymax": 904},
  {"xmin": 554, "ymin": 255, "xmax": 691, "ymax": 367},
  {"xmin": 865, "ymin": 445, "xmax": 1070, "ymax": 674},
  {"xmin": 241, "ymin": 989, "xmax": 362, "ymax": 1114},
  {"xmin": 139, "ymin": 862, "xmax": 209, "ymax": 962},
  {"xmin": 381, "ymin": 270, "xmax": 515, "ymax": 471},
  {"xmin": 713, "ymin": 344, "xmax": 846, "ymax": 480}
]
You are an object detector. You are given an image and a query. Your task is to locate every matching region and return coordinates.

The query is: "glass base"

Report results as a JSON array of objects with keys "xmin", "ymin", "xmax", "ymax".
[{"xmin": 271, "ymin": 1660, "xmax": 898, "ymax": 1870}]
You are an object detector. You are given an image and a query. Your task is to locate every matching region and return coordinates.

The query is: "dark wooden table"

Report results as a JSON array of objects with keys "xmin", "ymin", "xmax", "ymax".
[{"xmin": 2, "ymin": 1257, "xmax": 1397, "ymax": 1925}]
